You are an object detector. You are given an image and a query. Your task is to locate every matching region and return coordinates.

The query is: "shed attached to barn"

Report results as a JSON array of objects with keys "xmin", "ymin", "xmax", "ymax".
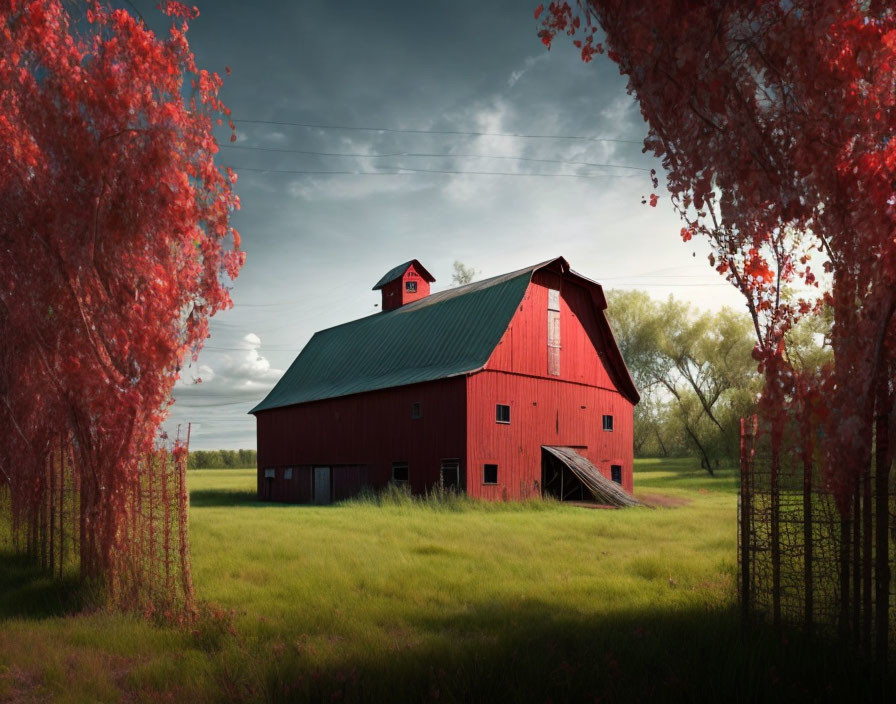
[{"xmin": 250, "ymin": 256, "xmax": 639, "ymax": 504}]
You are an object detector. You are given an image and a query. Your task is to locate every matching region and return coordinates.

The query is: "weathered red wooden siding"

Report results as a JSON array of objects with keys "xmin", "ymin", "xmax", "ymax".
[
  {"xmin": 487, "ymin": 270, "xmax": 615, "ymax": 388},
  {"xmin": 465, "ymin": 372, "xmax": 634, "ymax": 498},
  {"xmin": 255, "ymin": 377, "xmax": 466, "ymax": 502},
  {"xmin": 466, "ymin": 272, "xmax": 635, "ymax": 499}
]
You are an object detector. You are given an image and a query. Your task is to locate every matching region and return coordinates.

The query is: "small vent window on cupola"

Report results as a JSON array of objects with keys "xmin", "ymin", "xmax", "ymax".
[{"xmin": 372, "ymin": 259, "xmax": 436, "ymax": 312}]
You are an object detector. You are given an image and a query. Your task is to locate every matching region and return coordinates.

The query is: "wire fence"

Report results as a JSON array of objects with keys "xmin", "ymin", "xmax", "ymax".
[
  {"xmin": 1, "ymin": 429, "xmax": 195, "ymax": 622},
  {"xmin": 740, "ymin": 416, "xmax": 896, "ymax": 663}
]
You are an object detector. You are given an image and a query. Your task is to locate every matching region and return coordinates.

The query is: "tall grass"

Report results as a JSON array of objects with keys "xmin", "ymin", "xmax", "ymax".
[
  {"xmin": 345, "ymin": 481, "xmax": 560, "ymax": 512},
  {"xmin": 0, "ymin": 460, "xmax": 889, "ymax": 702}
]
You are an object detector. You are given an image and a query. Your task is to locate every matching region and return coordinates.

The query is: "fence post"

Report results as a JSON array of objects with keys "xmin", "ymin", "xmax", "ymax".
[
  {"xmin": 853, "ymin": 481, "xmax": 861, "ymax": 645},
  {"xmin": 874, "ymin": 384, "xmax": 891, "ymax": 671},
  {"xmin": 771, "ymin": 425, "xmax": 781, "ymax": 631},
  {"xmin": 863, "ymin": 462, "xmax": 873, "ymax": 654},
  {"xmin": 840, "ymin": 510, "xmax": 851, "ymax": 641},
  {"xmin": 740, "ymin": 416, "xmax": 753, "ymax": 626},
  {"xmin": 802, "ymin": 435, "xmax": 813, "ymax": 638}
]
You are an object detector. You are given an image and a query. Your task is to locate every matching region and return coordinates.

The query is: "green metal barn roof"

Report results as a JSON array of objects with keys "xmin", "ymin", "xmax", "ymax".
[{"xmin": 249, "ymin": 262, "xmax": 545, "ymax": 413}]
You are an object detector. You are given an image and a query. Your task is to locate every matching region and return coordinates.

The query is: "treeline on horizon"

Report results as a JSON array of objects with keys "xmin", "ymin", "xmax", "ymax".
[{"xmin": 188, "ymin": 449, "xmax": 256, "ymax": 469}]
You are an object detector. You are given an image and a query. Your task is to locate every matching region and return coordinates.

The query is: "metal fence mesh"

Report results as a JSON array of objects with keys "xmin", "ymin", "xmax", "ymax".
[{"xmin": 740, "ymin": 417, "xmax": 896, "ymax": 658}]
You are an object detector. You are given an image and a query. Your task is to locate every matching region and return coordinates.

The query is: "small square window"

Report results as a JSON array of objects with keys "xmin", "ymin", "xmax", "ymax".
[
  {"xmin": 483, "ymin": 464, "xmax": 498, "ymax": 484},
  {"xmin": 405, "ymin": 281, "xmax": 417, "ymax": 293},
  {"xmin": 392, "ymin": 462, "xmax": 409, "ymax": 482},
  {"xmin": 602, "ymin": 414, "xmax": 614, "ymax": 432},
  {"xmin": 284, "ymin": 468, "xmax": 293, "ymax": 480},
  {"xmin": 411, "ymin": 402, "xmax": 422, "ymax": 419},
  {"xmin": 264, "ymin": 468, "xmax": 275, "ymax": 479},
  {"xmin": 496, "ymin": 404, "xmax": 510, "ymax": 424}
]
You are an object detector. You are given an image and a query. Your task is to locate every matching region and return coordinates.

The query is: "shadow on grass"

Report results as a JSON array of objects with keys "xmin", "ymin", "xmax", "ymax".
[
  {"xmin": 232, "ymin": 601, "xmax": 891, "ymax": 704},
  {"xmin": 189, "ymin": 489, "xmax": 262, "ymax": 508},
  {"xmin": 0, "ymin": 549, "xmax": 93, "ymax": 621}
]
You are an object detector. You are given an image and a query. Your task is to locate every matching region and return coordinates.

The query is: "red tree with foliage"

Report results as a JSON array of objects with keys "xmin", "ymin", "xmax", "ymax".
[
  {"xmin": 537, "ymin": 0, "xmax": 895, "ymax": 652},
  {"xmin": 0, "ymin": 0, "xmax": 242, "ymax": 602}
]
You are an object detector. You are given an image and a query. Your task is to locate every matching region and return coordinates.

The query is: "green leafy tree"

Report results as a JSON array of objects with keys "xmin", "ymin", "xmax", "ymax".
[
  {"xmin": 606, "ymin": 291, "xmax": 760, "ymax": 473},
  {"xmin": 451, "ymin": 261, "xmax": 476, "ymax": 286}
]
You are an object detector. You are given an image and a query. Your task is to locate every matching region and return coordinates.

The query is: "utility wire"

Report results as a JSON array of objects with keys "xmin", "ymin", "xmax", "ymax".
[
  {"xmin": 220, "ymin": 144, "xmax": 652, "ymax": 173},
  {"xmin": 230, "ymin": 165, "xmax": 640, "ymax": 179},
  {"xmin": 232, "ymin": 118, "xmax": 643, "ymax": 145}
]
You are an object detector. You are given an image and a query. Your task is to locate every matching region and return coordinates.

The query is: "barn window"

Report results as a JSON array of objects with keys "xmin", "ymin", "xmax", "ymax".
[
  {"xmin": 264, "ymin": 468, "xmax": 275, "ymax": 479},
  {"xmin": 611, "ymin": 465, "xmax": 622, "ymax": 485},
  {"xmin": 284, "ymin": 468, "xmax": 293, "ymax": 480},
  {"xmin": 495, "ymin": 404, "xmax": 510, "ymax": 424},
  {"xmin": 411, "ymin": 402, "xmax": 422, "ymax": 419},
  {"xmin": 405, "ymin": 280, "xmax": 417, "ymax": 293},
  {"xmin": 483, "ymin": 464, "xmax": 498, "ymax": 484},
  {"xmin": 548, "ymin": 288, "xmax": 560, "ymax": 376},
  {"xmin": 603, "ymin": 414, "xmax": 614, "ymax": 431},
  {"xmin": 392, "ymin": 462, "xmax": 409, "ymax": 483},
  {"xmin": 440, "ymin": 459, "xmax": 461, "ymax": 490},
  {"xmin": 548, "ymin": 288, "xmax": 560, "ymax": 311}
]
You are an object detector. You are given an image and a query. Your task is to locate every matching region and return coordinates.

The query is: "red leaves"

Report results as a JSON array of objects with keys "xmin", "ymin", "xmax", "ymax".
[
  {"xmin": 680, "ymin": 227, "xmax": 693, "ymax": 242},
  {"xmin": 534, "ymin": 4, "xmax": 544, "ymax": 20},
  {"xmin": 648, "ymin": 193, "xmax": 659, "ymax": 207},
  {"xmin": 0, "ymin": 0, "xmax": 242, "ymax": 593},
  {"xmin": 162, "ymin": 1, "xmax": 200, "ymax": 20},
  {"xmin": 744, "ymin": 249, "xmax": 774, "ymax": 284}
]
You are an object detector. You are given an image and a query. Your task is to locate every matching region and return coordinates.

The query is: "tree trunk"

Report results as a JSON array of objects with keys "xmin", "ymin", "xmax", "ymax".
[
  {"xmin": 654, "ymin": 427, "xmax": 669, "ymax": 457},
  {"xmin": 684, "ymin": 422, "xmax": 715, "ymax": 476},
  {"xmin": 874, "ymin": 376, "xmax": 891, "ymax": 666}
]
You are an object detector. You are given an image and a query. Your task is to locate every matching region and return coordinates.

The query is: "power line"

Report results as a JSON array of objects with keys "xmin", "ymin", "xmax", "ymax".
[
  {"xmin": 230, "ymin": 165, "xmax": 641, "ymax": 179},
  {"xmin": 232, "ymin": 118, "xmax": 643, "ymax": 145},
  {"xmin": 221, "ymin": 144, "xmax": 652, "ymax": 173},
  {"xmin": 605, "ymin": 283, "xmax": 731, "ymax": 287}
]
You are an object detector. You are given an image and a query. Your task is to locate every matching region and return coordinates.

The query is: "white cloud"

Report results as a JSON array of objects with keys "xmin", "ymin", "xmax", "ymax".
[
  {"xmin": 507, "ymin": 54, "xmax": 548, "ymax": 89},
  {"xmin": 173, "ymin": 332, "xmax": 282, "ymax": 405}
]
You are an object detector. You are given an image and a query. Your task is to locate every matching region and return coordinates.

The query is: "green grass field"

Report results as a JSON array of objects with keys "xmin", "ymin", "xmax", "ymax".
[{"xmin": 0, "ymin": 459, "xmax": 885, "ymax": 702}]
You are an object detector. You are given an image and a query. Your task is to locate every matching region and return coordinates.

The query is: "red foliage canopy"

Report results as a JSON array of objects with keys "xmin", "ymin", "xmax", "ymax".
[
  {"xmin": 0, "ymin": 0, "xmax": 243, "ymax": 578},
  {"xmin": 538, "ymin": 1, "xmax": 896, "ymax": 504}
]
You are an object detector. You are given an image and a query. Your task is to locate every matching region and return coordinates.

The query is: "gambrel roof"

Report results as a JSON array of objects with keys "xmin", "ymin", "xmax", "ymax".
[{"xmin": 250, "ymin": 257, "xmax": 638, "ymax": 414}]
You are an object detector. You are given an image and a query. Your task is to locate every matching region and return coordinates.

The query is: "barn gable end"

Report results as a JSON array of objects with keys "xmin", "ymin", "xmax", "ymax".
[
  {"xmin": 252, "ymin": 256, "xmax": 639, "ymax": 505},
  {"xmin": 465, "ymin": 264, "xmax": 639, "ymax": 498}
]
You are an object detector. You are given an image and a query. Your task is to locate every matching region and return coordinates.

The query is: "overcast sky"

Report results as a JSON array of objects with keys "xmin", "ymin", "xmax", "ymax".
[{"xmin": 154, "ymin": 0, "xmax": 746, "ymax": 450}]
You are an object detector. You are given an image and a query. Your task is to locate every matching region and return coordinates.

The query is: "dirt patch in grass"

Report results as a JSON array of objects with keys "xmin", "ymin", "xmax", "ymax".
[{"xmin": 638, "ymin": 493, "xmax": 692, "ymax": 508}]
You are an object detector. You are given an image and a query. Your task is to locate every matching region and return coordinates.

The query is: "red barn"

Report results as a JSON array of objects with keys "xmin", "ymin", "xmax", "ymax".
[{"xmin": 251, "ymin": 257, "xmax": 639, "ymax": 505}]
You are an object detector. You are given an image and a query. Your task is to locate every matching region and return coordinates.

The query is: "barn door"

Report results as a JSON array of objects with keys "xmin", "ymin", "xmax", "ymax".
[{"xmin": 313, "ymin": 466, "xmax": 331, "ymax": 505}]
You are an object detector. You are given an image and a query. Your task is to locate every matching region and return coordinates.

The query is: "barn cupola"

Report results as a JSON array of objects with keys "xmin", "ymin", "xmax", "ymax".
[{"xmin": 372, "ymin": 260, "xmax": 436, "ymax": 311}]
